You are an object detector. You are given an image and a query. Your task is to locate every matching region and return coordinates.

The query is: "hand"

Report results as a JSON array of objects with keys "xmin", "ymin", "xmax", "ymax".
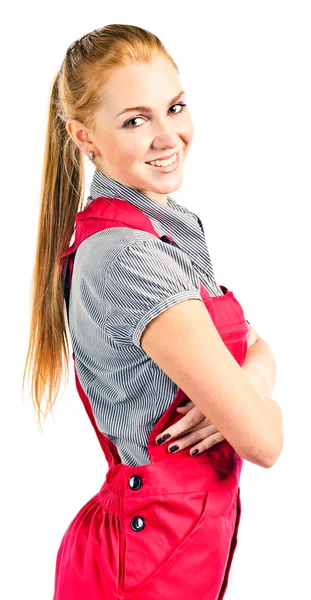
[
  {"xmin": 155, "ymin": 322, "xmax": 258, "ymax": 456},
  {"xmin": 155, "ymin": 401, "xmax": 225, "ymax": 456}
]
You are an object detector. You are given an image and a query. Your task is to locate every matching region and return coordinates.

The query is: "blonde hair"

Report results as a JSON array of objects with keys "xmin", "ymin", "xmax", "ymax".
[{"xmin": 22, "ymin": 24, "xmax": 178, "ymax": 431}]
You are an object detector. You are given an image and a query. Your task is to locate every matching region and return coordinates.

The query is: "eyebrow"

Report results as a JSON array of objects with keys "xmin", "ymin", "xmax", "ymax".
[{"xmin": 115, "ymin": 90, "xmax": 185, "ymax": 118}]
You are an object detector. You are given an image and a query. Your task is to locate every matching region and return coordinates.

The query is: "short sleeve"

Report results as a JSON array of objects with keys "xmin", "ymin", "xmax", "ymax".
[{"xmin": 104, "ymin": 237, "xmax": 203, "ymax": 348}]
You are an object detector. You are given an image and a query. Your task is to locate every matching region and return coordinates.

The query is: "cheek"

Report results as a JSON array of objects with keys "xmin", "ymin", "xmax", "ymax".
[
  {"xmin": 118, "ymin": 141, "xmax": 144, "ymax": 162},
  {"xmin": 105, "ymin": 145, "xmax": 139, "ymax": 171},
  {"xmin": 113, "ymin": 151, "xmax": 142, "ymax": 173}
]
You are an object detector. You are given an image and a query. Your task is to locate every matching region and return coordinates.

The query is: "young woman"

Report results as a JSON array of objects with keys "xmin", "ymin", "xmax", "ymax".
[{"xmin": 23, "ymin": 23, "xmax": 283, "ymax": 600}]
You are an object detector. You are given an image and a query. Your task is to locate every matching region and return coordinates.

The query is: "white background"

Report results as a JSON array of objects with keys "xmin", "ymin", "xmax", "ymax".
[{"xmin": 1, "ymin": 1, "xmax": 310, "ymax": 598}]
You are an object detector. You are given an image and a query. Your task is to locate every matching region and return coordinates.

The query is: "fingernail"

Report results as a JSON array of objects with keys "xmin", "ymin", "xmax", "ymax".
[
  {"xmin": 191, "ymin": 449, "xmax": 199, "ymax": 456},
  {"xmin": 178, "ymin": 399, "xmax": 191, "ymax": 407},
  {"xmin": 169, "ymin": 445, "xmax": 179, "ymax": 453},
  {"xmin": 156, "ymin": 433, "xmax": 171, "ymax": 445}
]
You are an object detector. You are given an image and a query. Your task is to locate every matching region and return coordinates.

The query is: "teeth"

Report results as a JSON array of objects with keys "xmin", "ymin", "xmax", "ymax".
[{"xmin": 148, "ymin": 152, "xmax": 177, "ymax": 167}]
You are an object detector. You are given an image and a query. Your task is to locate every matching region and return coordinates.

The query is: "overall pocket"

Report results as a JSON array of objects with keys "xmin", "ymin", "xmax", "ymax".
[
  {"xmin": 122, "ymin": 489, "xmax": 210, "ymax": 594},
  {"xmin": 124, "ymin": 487, "xmax": 240, "ymax": 600}
]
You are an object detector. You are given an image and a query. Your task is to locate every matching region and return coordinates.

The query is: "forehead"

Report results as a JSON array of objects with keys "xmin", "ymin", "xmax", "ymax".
[{"xmin": 99, "ymin": 58, "xmax": 182, "ymax": 117}]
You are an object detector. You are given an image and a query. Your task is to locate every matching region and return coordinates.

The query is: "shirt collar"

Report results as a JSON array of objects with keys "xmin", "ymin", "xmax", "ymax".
[
  {"xmin": 85, "ymin": 169, "xmax": 221, "ymax": 285},
  {"xmin": 86, "ymin": 169, "xmax": 203, "ymax": 231}
]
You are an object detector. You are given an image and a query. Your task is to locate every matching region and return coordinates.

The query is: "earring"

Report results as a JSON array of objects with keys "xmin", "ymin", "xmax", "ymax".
[{"xmin": 88, "ymin": 150, "xmax": 95, "ymax": 161}]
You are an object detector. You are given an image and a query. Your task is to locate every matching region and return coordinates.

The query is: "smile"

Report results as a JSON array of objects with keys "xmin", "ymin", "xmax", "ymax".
[{"xmin": 145, "ymin": 151, "xmax": 181, "ymax": 173}]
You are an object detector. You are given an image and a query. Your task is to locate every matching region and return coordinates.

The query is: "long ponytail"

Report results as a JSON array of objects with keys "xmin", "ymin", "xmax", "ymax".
[{"xmin": 22, "ymin": 70, "xmax": 84, "ymax": 431}]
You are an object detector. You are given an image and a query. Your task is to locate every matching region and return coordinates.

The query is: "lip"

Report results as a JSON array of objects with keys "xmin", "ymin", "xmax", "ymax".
[
  {"xmin": 146, "ymin": 150, "xmax": 178, "ymax": 162},
  {"xmin": 145, "ymin": 150, "xmax": 181, "ymax": 173}
]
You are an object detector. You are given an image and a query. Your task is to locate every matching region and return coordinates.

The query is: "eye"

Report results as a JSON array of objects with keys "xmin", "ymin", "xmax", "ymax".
[{"xmin": 123, "ymin": 102, "xmax": 187, "ymax": 129}]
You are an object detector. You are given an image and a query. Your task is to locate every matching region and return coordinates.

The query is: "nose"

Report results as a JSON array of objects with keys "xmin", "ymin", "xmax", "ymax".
[{"xmin": 152, "ymin": 133, "xmax": 180, "ymax": 156}]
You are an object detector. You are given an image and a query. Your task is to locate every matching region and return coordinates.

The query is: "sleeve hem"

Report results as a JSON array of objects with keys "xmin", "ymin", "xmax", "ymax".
[{"xmin": 132, "ymin": 290, "xmax": 203, "ymax": 348}]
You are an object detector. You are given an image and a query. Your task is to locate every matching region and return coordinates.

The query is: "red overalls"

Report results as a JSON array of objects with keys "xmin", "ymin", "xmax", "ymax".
[{"xmin": 54, "ymin": 196, "xmax": 249, "ymax": 600}]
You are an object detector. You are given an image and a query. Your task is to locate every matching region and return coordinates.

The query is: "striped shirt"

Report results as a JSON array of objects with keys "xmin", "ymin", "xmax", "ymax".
[{"xmin": 68, "ymin": 168, "xmax": 226, "ymax": 466}]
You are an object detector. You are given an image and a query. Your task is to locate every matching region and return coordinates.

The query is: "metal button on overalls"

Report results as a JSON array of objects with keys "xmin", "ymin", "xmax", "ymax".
[
  {"xmin": 130, "ymin": 516, "xmax": 145, "ymax": 531},
  {"xmin": 54, "ymin": 195, "xmax": 249, "ymax": 600},
  {"xmin": 128, "ymin": 475, "xmax": 143, "ymax": 490}
]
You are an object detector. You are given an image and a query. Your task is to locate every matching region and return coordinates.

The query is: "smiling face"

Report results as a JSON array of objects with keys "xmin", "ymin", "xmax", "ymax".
[{"xmin": 66, "ymin": 55, "xmax": 194, "ymax": 206}]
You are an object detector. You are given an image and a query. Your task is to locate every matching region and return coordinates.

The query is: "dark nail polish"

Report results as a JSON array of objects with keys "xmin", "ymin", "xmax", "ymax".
[
  {"xmin": 191, "ymin": 449, "xmax": 199, "ymax": 456},
  {"xmin": 156, "ymin": 433, "xmax": 171, "ymax": 445},
  {"xmin": 169, "ymin": 445, "xmax": 179, "ymax": 453},
  {"xmin": 178, "ymin": 399, "xmax": 191, "ymax": 407}
]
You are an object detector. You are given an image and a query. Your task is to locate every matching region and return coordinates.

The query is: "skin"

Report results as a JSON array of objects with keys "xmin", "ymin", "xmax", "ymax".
[
  {"xmin": 65, "ymin": 55, "xmax": 194, "ymax": 207},
  {"xmin": 156, "ymin": 324, "xmax": 261, "ymax": 455}
]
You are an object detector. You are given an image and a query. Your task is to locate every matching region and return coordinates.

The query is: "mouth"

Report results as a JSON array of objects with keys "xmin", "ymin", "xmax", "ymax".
[{"xmin": 145, "ymin": 150, "xmax": 181, "ymax": 173}]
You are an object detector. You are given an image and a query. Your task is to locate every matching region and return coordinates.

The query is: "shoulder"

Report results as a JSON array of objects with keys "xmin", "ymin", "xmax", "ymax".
[
  {"xmin": 73, "ymin": 227, "xmax": 141, "ymax": 279},
  {"xmin": 105, "ymin": 230, "xmax": 199, "ymax": 280},
  {"xmin": 77, "ymin": 226, "xmax": 136, "ymax": 257},
  {"xmin": 73, "ymin": 226, "xmax": 201, "ymax": 296},
  {"xmin": 76, "ymin": 226, "xmax": 194, "ymax": 272}
]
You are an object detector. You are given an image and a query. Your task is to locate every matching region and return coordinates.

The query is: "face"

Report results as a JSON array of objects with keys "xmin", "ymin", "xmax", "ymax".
[{"xmin": 66, "ymin": 55, "xmax": 194, "ymax": 206}]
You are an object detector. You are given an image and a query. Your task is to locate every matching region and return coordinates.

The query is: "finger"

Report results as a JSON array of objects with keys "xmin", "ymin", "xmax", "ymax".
[
  {"xmin": 175, "ymin": 402, "xmax": 195, "ymax": 413},
  {"xmin": 167, "ymin": 425, "xmax": 216, "ymax": 453},
  {"xmin": 175, "ymin": 398, "xmax": 195, "ymax": 412},
  {"xmin": 175, "ymin": 404, "xmax": 214, "ymax": 430},
  {"xmin": 155, "ymin": 406, "xmax": 207, "ymax": 445},
  {"xmin": 189, "ymin": 431, "xmax": 225, "ymax": 456},
  {"xmin": 176, "ymin": 402, "xmax": 213, "ymax": 425},
  {"xmin": 167, "ymin": 428, "xmax": 223, "ymax": 454},
  {"xmin": 182, "ymin": 417, "xmax": 216, "ymax": 434},
  {"xmin": 176, "ymin": 404, "xmax": 214, "ymax": 432},
  {"xmin": 176, "ymin": 402, "xmax": 213, "ymax": 429}
]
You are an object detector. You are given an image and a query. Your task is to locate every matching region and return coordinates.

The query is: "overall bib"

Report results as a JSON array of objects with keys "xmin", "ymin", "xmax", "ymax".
[{"xmin": 54, "ymin": 196, "xmax": 249, "ymax": 600}]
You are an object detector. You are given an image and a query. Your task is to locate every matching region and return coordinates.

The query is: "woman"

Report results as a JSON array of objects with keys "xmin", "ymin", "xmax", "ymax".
[{"xmin": 23, "ymin": 24, "xmax": 283, "ymax": 600}]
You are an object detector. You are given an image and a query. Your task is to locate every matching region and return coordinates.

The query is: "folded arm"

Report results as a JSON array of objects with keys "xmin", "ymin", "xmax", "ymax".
[{"xmin": 242, "ymin": 332, "xmax": 277, "ymax": 400}]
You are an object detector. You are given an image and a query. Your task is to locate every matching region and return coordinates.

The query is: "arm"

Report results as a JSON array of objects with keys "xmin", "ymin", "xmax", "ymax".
[
  {"xmin": 141, "ymin": 299, "xmax": 283, "ymax": 468},
  {"xmin": 241, "ymin": 334, "xmax": 283, "ymax": 466},
  {"xmin": 241, "ymin": 334, "xmax": 277, "ymax": 400}
]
